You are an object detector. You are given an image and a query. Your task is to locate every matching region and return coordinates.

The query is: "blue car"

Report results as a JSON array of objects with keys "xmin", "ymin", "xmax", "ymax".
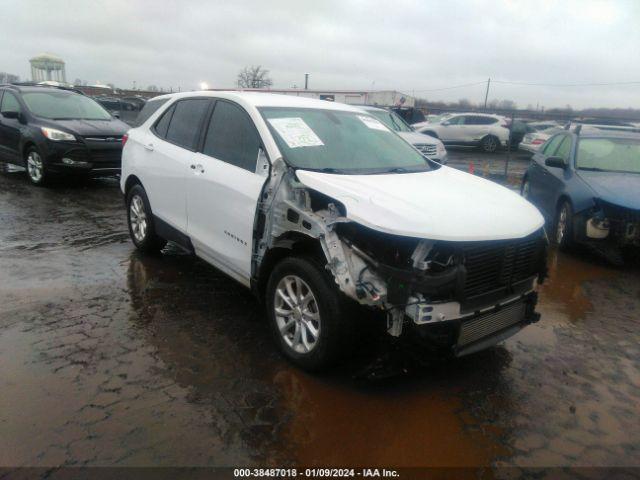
[{"xmin": 521, "ymin": 127, "xmax": 640, "ymax": 260}]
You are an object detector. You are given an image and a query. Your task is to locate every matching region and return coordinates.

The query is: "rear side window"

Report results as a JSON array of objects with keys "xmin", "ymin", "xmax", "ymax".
[
  {"xmin": 154, "ymin": 104, "xmax": 175, "ymax": 139},
  {"xmin": 164, "ymin": 99, "xmax": 210, "ymax": 150},
  {"xmin": 134, "ymin": 98, "xmax": 168, "ymax": 126},
  {"xmin": 447, "ymin": 116, "xmax": 465, "ymax": 125},
  {"xmin": 202, "ymin": 101, "xmax": 260, "ymax": 172}
]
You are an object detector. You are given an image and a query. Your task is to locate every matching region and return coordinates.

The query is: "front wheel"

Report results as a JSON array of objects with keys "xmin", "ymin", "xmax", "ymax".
[
  {"xmin": 265, "ymin": 256, "xmax": 354, "ymax": 371},
  {"xmin": 126, "ymin": 184, "xmax": 167, "ymax": 253},
  {"xmin": 26, "ymin": 147, "xmax": 48, "ymax": 186},
  {"xmin": 554, "ymin": 200, "xmax": 573, "ymax": 250},
  {"xmin": 480, "ymin": 135, "xmax": 500, "ymax": 153}
]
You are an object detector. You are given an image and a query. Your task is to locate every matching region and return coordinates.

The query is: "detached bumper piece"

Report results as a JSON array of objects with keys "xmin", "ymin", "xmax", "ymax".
[{"xmin": 455, "ymin": 293, "xmax": 539, "ymax": 357}]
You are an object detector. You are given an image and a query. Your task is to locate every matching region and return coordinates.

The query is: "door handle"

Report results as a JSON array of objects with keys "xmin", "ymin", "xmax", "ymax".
[{"xmin": 144, "ymin": 143, "xmax": 154, "ymax": 151}]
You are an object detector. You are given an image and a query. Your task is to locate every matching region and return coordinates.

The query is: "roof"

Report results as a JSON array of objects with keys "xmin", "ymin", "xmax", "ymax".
[
  {"xmin": 578, "ymin": 128, "xmax": 640, "ymax": 139},
  {"xmin": 0, "ymin": 83, "xmax": 83, "ymax": 95},
  {"xmin": 149, "ymin": 90, "xmax": 366, "ymax": 112},
  {"xmin": 30, "ymin": 53, "xmax": 65, "ymax": 63}
]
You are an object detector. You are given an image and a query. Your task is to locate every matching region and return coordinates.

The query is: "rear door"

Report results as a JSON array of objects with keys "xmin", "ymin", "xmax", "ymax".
[
  {"xmin": 439, "ymin": 115, "xmax": 466, "ymax": 142},
  {"xmin": 186, "ymin": 99, "xmax": 267, "ymax": 284},
  {"xmin": 143, "ymin": 98, "xmax": 210, "ymax": 232}
]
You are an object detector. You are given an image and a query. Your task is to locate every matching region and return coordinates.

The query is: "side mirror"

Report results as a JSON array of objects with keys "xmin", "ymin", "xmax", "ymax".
[
  {"xmin": 545, "ymin": 156, "xmax": 566, "ymax": 169},
  {"xmin": 1, "ymin": 110, "xmax": 21, "ymax": 120},
  {"xmin": 113, "ymin": 113, "xmax": 121, "ymax": 119},
  {"xmin": 441, "ymin": 121, "xmax": 450, "ymax": 126}
]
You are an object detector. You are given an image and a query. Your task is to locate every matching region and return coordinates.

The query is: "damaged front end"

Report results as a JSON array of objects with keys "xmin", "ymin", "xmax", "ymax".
[{"xmin": 253, "ymin": 159, "xmax": 547, "ymax": 355}]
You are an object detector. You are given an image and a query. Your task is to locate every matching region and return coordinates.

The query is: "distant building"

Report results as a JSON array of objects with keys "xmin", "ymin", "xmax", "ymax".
[{"xmin": 30, "ymin": 53, "xmax": 66, "ymax": 83}]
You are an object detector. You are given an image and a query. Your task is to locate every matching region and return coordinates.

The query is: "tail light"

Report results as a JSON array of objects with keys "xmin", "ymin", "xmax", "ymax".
[
  {"xmin": 122, "ymin": 133, "xmax": 128, "ymax": 146},
  {"xmin": 532, "ymin": 139, "xmax": 545, "ymax": 145}
]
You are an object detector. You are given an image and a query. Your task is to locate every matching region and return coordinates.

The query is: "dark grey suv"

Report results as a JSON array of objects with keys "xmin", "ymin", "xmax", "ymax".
[{"xmin": 0, "ymin": 83, "xmax": 129, "ymax": 185}]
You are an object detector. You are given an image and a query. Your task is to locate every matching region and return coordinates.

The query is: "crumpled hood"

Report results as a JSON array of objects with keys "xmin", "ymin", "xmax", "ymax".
[
  {"xmin": 296, "ymin": 166, "xmax": 544, "ymax": 241},
  {"xmin": 577, "ymin": 171, "xmax": 640, "ymax": 210},
  {"xmin": 398, "ymin": 131, "xmax": 441, "ymax": 146}
]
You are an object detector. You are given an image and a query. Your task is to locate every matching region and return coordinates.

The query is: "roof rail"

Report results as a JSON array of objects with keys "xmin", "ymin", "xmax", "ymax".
[{"xmin": 3, "ymin": 82, "xmax": 84, "ymax": 95}]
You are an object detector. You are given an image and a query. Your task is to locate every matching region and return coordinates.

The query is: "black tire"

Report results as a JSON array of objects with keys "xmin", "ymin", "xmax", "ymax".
[
  {"xmin": 126, "ymin": 184, "xmax": 167, "ymax": 253},
  {"xmin": 480, "ymin": 135, "xmax": 500, "ymax": 153},
  {"xmin": 25, "ymin": 146, "xmax": 49, "ymax": 186},
  {"xmin": 265, "ymin": 256, "xmax": 354, "ymax": 371},
  {"xmin": 553, "ymin": 200, "xmax": 573, "ymax": 250}
]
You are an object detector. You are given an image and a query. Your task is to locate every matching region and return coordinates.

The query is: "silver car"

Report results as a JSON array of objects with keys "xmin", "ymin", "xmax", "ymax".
[{"xmin": 360, "ymin": 106, "xmax": 448, "ymax": 164}]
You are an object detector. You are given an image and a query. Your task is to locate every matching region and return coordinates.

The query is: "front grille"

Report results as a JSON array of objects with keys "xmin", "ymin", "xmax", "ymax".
[
  {"xmin": 458, "ymin": 300, "xmax": 526, "ymax": 347},
  {"xmin": 415, "ymin": 144, "xmax": 437, "ymax": 156},
  {"xmin": 82, "ymin": 135, "xmax": 123, "ymax": 142},
  {"xmin": 462, "ymin": 232, "xmax": 542, "ymax": 299},
  {"xmin": 89, "ymin": 149, "xmax": 122, "ymax": 167},
  {"xmin": 602, "ymin": 203, "xmax": 640, "ymax": 241}
]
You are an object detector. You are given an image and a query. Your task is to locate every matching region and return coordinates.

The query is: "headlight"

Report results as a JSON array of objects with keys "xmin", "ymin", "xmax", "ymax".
[
  {"xmin": 436, "ymin": 142, "xmax": 446, "ymax": 156},
  {"xmin": 41, "ymin": 127, "xmax": 76, "ymax": 141}
]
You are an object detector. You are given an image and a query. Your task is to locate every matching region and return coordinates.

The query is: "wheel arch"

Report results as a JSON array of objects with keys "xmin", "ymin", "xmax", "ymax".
[
  {"xmin": 124, "ymin": 174, "xmax": 143, "ymax": 198},
  {"xmin": 253, "ymin": 232, "xmax": 325, "ymax": 301}
]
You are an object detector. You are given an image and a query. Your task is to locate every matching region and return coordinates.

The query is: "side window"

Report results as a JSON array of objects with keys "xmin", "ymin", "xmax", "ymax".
[
  {"xmin": 464, "ymin": 116, "xmax": 480, "ymax": 125},
  {"xmin": 542, "ymin": 135, "xmax": 563, "ymax": 156},
  {"xmin": 1, "ymin": 91, "xmax": 21, "ymax": 113},
  {"xmin": 447, "ymin": 116, "xmax": 465, "ymax": 125},
  {"xmin": 165, "ymin": 99, "xmax": 210, "ymax": 149},
  {"xmin": 554, "ymin": 136, "xmax": 572, "ymax": 162},
  {"xmin": 134, "ymin": 98, "xmax": 169, "ymax": 127},
  {"xmin": 202, "ymin": 101, "xmax": 260, "ymax": 172},
  {"xmin": 154, "ymin": 104, "xmax": 175, "ymax": 139}
]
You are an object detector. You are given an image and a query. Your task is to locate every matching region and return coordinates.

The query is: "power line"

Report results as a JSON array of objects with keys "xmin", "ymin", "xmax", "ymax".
[
  {"xmin": 492, "ymin": 80, "xmax": 640, "ymax": 87},
  {"xmin": 412, "ymin": 81, "xmax": 487, "ymax": 93}
]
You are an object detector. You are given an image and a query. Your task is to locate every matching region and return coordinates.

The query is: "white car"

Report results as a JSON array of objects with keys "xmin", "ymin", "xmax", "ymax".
[
  {"xmin": 359, "ymin": 106, "xmax": 448, "ymax": 164},
  {"xmin": 416, "ymin": 113, "xmax": 511, "ymax": 153},
  {"xmin": 121, "ymin": 91, "xmax": 547, "ymax": 371},
  {"xmin": 520, "ymin": 127, "xmax": 562, "ymax": 153}
]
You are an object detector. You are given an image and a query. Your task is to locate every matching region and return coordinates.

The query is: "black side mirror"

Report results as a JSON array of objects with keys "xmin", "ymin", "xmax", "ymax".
[
  {"xmin": 545, "ymin": 156, "xmax": 566, "ymax": 169},
  {"xmin": 1, "ymin": 111, "xmax": 21, "ymax": 120}
]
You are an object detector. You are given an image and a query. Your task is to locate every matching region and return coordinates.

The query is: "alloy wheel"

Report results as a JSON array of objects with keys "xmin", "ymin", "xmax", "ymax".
[
  {"xmin": 483, "ymin": 137, "xmax": 498, "ymax": 152},
  {"xmin": 274, "ymin": 275, "xmax": 321, "ymax": 354},
  {"xmin": 27, "ymin": 151, "xmax": 44, "ymax": 183},
  {"xmin": 129, "ymin": 194, "xmax": 148, "ymax": 243}
]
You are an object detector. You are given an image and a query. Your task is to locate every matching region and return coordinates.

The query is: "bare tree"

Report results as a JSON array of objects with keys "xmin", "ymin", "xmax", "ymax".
[{"xmin": 237, "ymin": 65, "xmax": 273, "ymax": 89}]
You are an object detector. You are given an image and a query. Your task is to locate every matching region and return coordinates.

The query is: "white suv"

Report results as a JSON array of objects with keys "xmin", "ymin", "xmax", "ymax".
[
  {"xmin": 121, "ymin": 91, "xmax": 547, "ymax": 371},
  {"xmin": 416, "ymin": 113, "xmax": 510, "ymax": 153}
]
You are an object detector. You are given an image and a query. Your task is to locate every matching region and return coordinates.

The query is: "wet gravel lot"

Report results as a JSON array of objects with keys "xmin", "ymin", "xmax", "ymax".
[{"xmin": 1, "ymin": 152, "xmax": 639, "ymax": 477}]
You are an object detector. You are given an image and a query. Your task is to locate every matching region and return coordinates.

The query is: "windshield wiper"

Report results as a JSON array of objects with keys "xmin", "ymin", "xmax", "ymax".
[{"xmin": 579, "ymin": 167, "xmax": 607, "ymax": 172}]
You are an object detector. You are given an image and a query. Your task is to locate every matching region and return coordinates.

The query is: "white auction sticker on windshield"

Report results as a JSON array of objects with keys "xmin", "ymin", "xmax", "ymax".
[
  {"xmin": 268, "ymin": 117, "xmax": 324, "ymax": 148},
  {"xmin": 357, "ymin": 115, "xmax": 389, "ymax": 131}
]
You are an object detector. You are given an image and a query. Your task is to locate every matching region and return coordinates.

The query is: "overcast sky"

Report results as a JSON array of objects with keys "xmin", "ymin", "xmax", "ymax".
[{"xmin": 2, "ymin": 0, "xmax": 639, "ymax": 109}]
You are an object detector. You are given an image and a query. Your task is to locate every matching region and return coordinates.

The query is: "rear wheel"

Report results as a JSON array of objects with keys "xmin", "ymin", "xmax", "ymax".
[
  {"xmin": 554, "ymin": 200, "xmax": 573, "ymax": 250},
  {"xmin": 126, "ymin": 184, "xmax": 167, "ymax": 253},
  {"xmin": 480, "ymin": 135, "xmax": 499, "ymax": 153},
  {"xmin": 265, "ymin": 256, "xmax": 354, "ymax": 371},
  {"xmin": 26, "ymin": 147, "xmax": 48, "ymax": 186}
]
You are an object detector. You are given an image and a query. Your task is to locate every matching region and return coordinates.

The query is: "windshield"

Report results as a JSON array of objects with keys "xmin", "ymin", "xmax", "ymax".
[
  {"xmin": 367, "ymin": 109, "xmax": 413, "ymax": 132},
  {"xmin": 22, "ymin": 91, "xmax": 112, "ymax": 120},
  {"xmin": 576, "ymin": 137, "xmax": 640, "ymax": 174},
  {"xmin": 260, "ymin": 107, "xmax": 432, "ymax": 174}
]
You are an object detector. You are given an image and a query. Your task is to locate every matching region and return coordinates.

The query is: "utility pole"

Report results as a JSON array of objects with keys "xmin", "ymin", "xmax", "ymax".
[
  {"xmin": 484, "ymin": 77, "xmax": 491, "ymax": 109},
  {"xmin": 304, "ymin": 73, "xmax": 309, "ymax": 90}
]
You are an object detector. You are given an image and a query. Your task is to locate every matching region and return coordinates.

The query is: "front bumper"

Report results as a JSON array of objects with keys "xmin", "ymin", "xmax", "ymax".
[
  {"xmin": 41, "ymin": 139, "xmax": 122, "ymax": 175},
  {"xmin": 408, "ymin": 290, "xmax": 540, "ymax": 356}
]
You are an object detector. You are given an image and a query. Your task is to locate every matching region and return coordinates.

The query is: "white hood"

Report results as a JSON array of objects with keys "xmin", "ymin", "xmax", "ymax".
[{"xmin": 296, "ymin": 166, "xmax": 544, "ymax": 241}]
